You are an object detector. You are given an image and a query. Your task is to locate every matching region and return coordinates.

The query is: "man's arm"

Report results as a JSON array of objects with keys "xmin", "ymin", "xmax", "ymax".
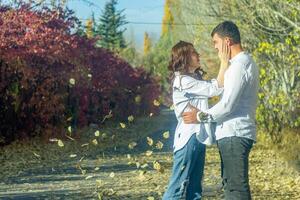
[{"xmin": 182, "ymin": 63, "xmax": 246, "ymax": 124}]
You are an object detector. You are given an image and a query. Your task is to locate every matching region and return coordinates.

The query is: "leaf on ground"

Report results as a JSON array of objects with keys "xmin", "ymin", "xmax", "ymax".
[
  {"xmin": 85, "ymin": 175, "xmax": 93, "ymax": 180},
  {"xmin": 145, "ymin": 150, "xmax": 153, "ymax": 156},
  {"xmin": 69, "ymin": 154, "xmax": 77, "ymax": 158},
  {"xmin": 109, "ymin": 172, "xmax": 115, "ymax": 178}
]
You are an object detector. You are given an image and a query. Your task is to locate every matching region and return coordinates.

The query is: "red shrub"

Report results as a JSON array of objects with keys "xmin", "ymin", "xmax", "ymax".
[{"xmin": 0, "ymin": 4, "xmax": 160, "ymax": 144}]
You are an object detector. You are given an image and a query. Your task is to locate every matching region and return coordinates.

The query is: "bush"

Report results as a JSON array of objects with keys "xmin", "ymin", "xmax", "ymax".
[{"xmin": 0, "ymin": 4, "xmax": 160, "ymax": 144}]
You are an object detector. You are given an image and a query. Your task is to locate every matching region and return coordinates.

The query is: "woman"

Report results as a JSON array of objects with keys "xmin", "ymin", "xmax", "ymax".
[{"xmin": 162, "ymin": 40, "xmax": 229, "ymax": 200}]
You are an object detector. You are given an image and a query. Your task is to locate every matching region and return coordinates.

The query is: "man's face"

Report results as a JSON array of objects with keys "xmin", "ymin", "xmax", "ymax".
[{"xmin": 212, "ymin": 33, "xmax": 224, "ymax": 54}]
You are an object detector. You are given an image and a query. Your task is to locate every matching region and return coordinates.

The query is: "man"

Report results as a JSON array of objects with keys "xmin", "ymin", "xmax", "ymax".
[{"xmin": 182, "ymin": 21, "xmax": 259, "ymax": 200}]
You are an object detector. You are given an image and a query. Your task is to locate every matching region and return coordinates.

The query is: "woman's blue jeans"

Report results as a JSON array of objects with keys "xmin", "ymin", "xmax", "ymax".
[{"xmin": 162, "ymin": 134, "xmax": 206, "ymax": 200}]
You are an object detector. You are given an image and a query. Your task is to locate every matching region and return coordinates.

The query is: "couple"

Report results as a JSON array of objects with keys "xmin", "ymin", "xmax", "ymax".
[{"xmin": 163, "ymin": 21, "xmax": 259, "ymax": 200}]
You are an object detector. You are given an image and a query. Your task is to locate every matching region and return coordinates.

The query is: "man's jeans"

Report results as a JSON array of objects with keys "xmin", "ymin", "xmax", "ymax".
[
  {"xmin": 217, "ymin": 136, "xmax": 254, "ymax": 200},
  {"xmin": 163, "ymin": 134, "xmax": 206, "ymax": 200}
]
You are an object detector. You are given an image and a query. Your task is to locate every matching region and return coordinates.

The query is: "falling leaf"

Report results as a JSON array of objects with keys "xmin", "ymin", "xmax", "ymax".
[
  {"xmin": 153, "ymin": 99, "xmax": 160, "ymax": 107},
  {"xmin": 169, "ymin": 104, "xmax": 175, "ymax": 110},
  {"xmin": 163, "ymin": 131, "xmax": 170, "ymax": 139},
  {"xmin": 81, "ymin": 143, "xmax": 89, "ymax": 147},
  {"xmin": 145, "ymin": 150, "xmax": 153, "ymax": 156},
  {"xmin": 69, "ymin": 78, "xmax": 75, "ymax": 85},
  {"xmin": 81, "ymin": 169, "xmax": 87, "ymax": 175},
  {"xmin": 67, "ymin": 126, "xmax": 72, "ymax": 133},
  {"xmin": 70, "ymin": 154, "xmax": 77, "ymax": 158},
  {"xmin": 109, "ymin": 172, "xmax": 115, "ymax": 178},
  {"xmin": 95, "ymin": 130, "xmax": 100, "ymax": 137},
  {"xmin": 156, "ymin": 141, "xmax": 164, "ymax": 150},
  {"xmin": 85, "ymin": 175, "xmax": 93, "ymax": 180},
  {"xmin": 127, "ymin": 115, "xmax": 134, "ymax": 122},
  {"xmin": 57, "ymin": 139, "xmax": 64, "ymax": 147},
  {"xmin": 92, "ymin": 139, "xmax": 98, "ymax": 145},
  {"xmin": 128, "ymin": 142, "xmax": 137, "ymax": 149},
  {"xmin": 120, "ymin": 122, "xmax": 126, "ymax": 128},
  {"xmin": 135, "ymin": 95, "xmax": 141, "ymax": 104},
  {"xmin": 147, "ymin": 137, "xmax": 154, "ymax": 146},
  {"xmin": 127, "ymin": 154, "xmax": 131, "ymax": 159},
  {"xmin": 49, "ymin": 138, "xmax": 58, "ymax": 142},
  {"xmin": 149, "ymin": 113, "xmax": 154, "ymax": 117},
  {"xmin": 66, "ymin": 117, "xmax": 72, "ymax": 121},
  {"xmin": 87, "ymin": 73, "xmax": 92, "ymax": 78},
  {"xmin": 33, "ymin": 152, "xmax": 40, "ymax": 158},
  {"xmin": 94, "ymin": 167, "xmax": 100, "ymax": 171}
]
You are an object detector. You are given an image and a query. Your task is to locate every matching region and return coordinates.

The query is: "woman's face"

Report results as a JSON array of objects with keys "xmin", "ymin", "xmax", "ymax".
[{"xmin": 189, "ymin": 48, "xmax": 200, "ymax": 73}]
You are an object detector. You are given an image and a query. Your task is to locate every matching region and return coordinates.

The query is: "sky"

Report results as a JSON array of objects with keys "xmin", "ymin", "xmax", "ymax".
[{"xmin": 66, "ymin": 0, "xmax": 165, "ymax": 50}]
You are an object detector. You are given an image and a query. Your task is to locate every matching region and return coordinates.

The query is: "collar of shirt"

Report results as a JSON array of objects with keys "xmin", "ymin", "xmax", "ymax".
[{"xmin": 229, "ymin": 51, "xmax": 245, "ymax": 64}]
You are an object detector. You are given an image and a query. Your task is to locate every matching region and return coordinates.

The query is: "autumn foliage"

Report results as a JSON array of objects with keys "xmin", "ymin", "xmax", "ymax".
[{"xmin": 0, "ymin": 4, "xmax": 160, "ymax": 144}]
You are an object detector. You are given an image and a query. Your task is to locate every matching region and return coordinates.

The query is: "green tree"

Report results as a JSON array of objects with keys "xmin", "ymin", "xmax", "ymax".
[{"xmin": 95, "ymin": 0, "xmax": 127, "ymax": 51}]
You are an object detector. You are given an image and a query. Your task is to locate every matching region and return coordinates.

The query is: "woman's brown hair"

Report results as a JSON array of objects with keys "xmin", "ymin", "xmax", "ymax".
[{"xmin": 168, "ymin": 40, "xmax": 206, "ymax": 80}]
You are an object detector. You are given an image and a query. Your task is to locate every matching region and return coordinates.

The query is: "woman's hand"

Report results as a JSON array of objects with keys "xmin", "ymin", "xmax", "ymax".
[{"xmin": 218, "ymin": 40, "xmax": 230, "ymax": 69}]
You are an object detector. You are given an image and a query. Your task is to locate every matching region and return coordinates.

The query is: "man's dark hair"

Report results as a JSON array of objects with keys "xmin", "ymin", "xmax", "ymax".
[{"xmin": 211, "ymin": 21, "xmax": 241, "ymax": 44}]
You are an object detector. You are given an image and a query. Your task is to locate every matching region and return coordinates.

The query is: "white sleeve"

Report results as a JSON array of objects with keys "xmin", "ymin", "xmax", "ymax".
[
  {"xmin": 206, "ymin": 64, "xmax": 247, "ymax": 121},
  {"xmin": 179, "ymin": 76, "xmax": 223, "ymax": 98}
]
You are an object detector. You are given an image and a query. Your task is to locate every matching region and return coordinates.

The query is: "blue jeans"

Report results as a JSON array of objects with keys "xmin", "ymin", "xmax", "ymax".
[
  {"xmin": 163, "ymin": 134, "xmax": 206, "ymax": 200},
  {"xmin": 217, "ymin": 136, "xmax": 253, "ymax": 200}
]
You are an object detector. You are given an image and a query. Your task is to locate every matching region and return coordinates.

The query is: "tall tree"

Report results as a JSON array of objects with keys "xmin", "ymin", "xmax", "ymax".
[
  {"xmin": 95, "ymin": 0, "xmax": 127, "ymax": 51},
  {"xmin": 161, "ymin": 0, "xmax": 174, "ymax": 36},
  {"xmin": 143, "ymin": 32, "xmax": 152, "ymax": 55}
]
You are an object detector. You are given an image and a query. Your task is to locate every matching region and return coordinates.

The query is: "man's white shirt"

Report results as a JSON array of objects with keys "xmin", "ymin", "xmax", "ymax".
[{"xmin": 205, "ymin": 51, "xmax": 259, "ymax": 141}]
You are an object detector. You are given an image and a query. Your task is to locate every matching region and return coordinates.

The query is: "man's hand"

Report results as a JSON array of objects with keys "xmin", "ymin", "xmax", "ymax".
[{"xmin": 182, "ymin": 104, "xmax": 200, "ymax": 124}]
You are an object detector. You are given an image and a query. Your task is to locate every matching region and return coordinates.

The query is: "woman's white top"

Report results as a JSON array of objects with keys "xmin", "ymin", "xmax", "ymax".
[{"xmin": 172, "ymin": 73, "xmax": 223, "ymax": 152}]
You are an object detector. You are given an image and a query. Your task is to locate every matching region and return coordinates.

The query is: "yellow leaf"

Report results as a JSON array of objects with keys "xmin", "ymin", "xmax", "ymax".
[
  {"xmin": 69, "ymin": 78, "xmax": 75, "ymax": 85},
  {"xmin": 153, "ymin": 161, "xmax": 164, "ymax": 173},
  {"xmin": 94, "ymin": 167, "xmax": 100, "ymax": 171},
  {"xmin": 141, "ymin": 163, "xmax": 149, "ymax": 169},
  {"xmin": 169, "ymin": 104, "xmax": 175, "ymax": 110},
  {"xmin": 136, "ymin": 162, "xmax": 141, "ymax": 169},
  {"xmin": 128, "ymin": 115, "xmax": 134, "ymax": 122},
  {"xmin": 95, "ymin": 130, "xmax": 100, "ymax": 137},
  {"xmin": 85, "ymin": 175, "xmax": 93, "ymax": 180},
  {"xmin": 147, "ymin": 197, "xmax": 155, "ymax": 200},
  {"xmin": 67, "ymin": 126, "xmax": 72, "ymax": 133},
  {"xmin": 120, "ymin": 122, "xmax": 126, "ymax": 128},
  {"xmin": 145, "ymin": 150, "xmax": 153, "ymax": 156},
  {"xmin": 109, "ymin": 172, "xmax": 115, "ymax": 178},
  {"xmin": 135, "ymin": 95, "xmax": 141, "ymax": 104},
  {"xmin": 69, "ymin": 154, "xmax": 77, "ymax": 158},
  {"xmin": 163, "ymin": 131, "xmax": 170, "ymax": 139},
  {"xmin": 147, "ymin": 137, "xmax": 154, "ymax": 146},
  {"xmin": 156, "ymin": 141, "xmax": 164, "ymax": 150},
  {"xmin": 81, "ymin": 143, "xmax": 89, "ymax": 147},
  {"xmin": 57, "ymin": 140, "xmax": 64, "ymax": 147},
  {"xmin": 149, "ymin": 113, "xmax": 154, "ymax": 117},
  {"xmin": 128, "ymin": 142, "xmax": 137, "ymax": 149},
  {"xmin": 92, "ymin": 139, "xmax": 98, "ymax": 145},
  {"xmin": 153, "ymin": 99, "xmax": 160, "ymax": 107}
]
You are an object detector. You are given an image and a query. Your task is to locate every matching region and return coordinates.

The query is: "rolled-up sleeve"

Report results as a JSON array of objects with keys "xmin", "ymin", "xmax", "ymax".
[{"xmin": 206, "ymin": 64, "xmax": 247, "ymax": 121}]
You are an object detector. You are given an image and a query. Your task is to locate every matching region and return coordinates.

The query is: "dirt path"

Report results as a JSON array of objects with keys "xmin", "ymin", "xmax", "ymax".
[{"xmin": 0, "ymin": 110, "xmax": 299, "ymax": 199}]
